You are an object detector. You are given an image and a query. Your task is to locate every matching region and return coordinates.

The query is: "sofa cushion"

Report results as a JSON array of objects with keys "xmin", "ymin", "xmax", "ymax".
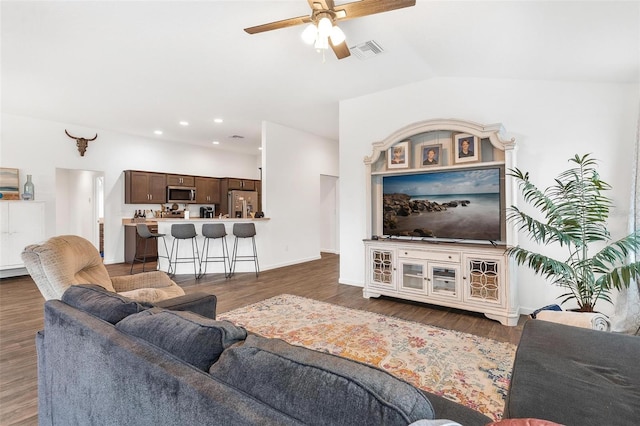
[
  {"xmin": 209, "ymin": 334, "xmax": 435, "ymax": 425},
  {"xmin": 61, "ymin": 284, "xmax": 149, "ymax": 324},
  {"xmin": 116, "ymin": 308, "xmax": 247, "ymax": 371},
  {"xmin": 504, "ymin": 319, "xmax": 640, "ymax": 425}
]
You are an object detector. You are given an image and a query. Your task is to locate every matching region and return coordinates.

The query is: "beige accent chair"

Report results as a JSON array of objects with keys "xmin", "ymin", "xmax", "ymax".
[{"xmin": 22, "ymin": 235, "xmax": 185, "ymax": 303}]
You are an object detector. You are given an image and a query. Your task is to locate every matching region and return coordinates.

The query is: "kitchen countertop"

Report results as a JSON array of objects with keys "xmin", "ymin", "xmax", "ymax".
[{"xmin": 122, "ymin": 217, "xmax": 269, "ymax": 226}]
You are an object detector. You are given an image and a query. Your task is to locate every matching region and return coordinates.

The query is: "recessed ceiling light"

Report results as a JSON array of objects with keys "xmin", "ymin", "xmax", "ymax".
[
  {"xmin": 212, "ymin": 141, "xmax": 220, "ymax": 145},
  {"xmin": 214, "ymin": 118, "xmax": 223, "ymax": 124},
  {"xmin": 258, "ymin": 147, "xmax": 263, "ymax": 150},
  {"xmin": 179, "ymin": 121, "xmax": 189, "ymax": 126},
  {"xmin": 154, "ymin": 130, "xmax": 163, "ymax": 135}
]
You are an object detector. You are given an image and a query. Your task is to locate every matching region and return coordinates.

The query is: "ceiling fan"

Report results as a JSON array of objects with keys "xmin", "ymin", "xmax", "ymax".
[{"xmin": 244, "ymin": 0, "xmax": 416, "ymax": 60}]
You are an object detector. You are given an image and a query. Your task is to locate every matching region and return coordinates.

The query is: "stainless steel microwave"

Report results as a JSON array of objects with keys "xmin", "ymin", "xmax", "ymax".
[{"xmin": 167, "ymin": 186, "xmax": 196, "ymax": 203}]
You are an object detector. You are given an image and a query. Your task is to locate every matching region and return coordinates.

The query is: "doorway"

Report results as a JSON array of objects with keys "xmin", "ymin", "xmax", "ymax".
[
  {"xmin": 320, "ymin": 174, "xmax": 339, "ymax": 254},
  {"xmin": 55, "ymin": 169, "xmax": 105, "ymax": 254}
]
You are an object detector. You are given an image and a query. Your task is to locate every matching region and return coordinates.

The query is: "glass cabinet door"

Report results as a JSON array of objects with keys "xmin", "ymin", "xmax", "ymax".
[
  {"xmin": 370, "ymin": 248, "xmax": 396, "ymax": 290},
  {"xmin": 399, "ymin": 261, "xmax": 427, "ymax": 294},
  {"xmin": 429, "ymin": 264, "xmax": 461, "ymax": 300}
]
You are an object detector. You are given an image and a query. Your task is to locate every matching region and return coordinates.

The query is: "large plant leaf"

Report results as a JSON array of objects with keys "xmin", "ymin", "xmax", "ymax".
[{"xmin": 505, "ymin": 246, "xmax": 575, "ymax": 281}]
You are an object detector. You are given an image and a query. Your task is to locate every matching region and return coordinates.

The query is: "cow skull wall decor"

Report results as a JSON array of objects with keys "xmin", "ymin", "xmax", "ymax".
[{"xmin": 65, "ymin": 129, "xmax": 98, "ymax": 156}]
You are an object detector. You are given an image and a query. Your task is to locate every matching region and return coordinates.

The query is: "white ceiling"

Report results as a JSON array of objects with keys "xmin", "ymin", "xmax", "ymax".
[{"xmin": 2, "ymin": 1, "xmax": 639, "ymax": 155}]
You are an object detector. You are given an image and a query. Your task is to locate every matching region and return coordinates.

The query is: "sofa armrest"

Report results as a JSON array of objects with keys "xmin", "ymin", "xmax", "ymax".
[
  {"xmin": 154, "ymin": 292, "xmax": 217, "ymax": 319},
  {"xmin": 111, "ymin": 271, "xmax": 178, "ymax": 292}
]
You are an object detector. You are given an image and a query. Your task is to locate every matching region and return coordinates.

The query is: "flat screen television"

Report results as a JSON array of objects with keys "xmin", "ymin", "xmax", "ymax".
[{"xmin": 381, "ymin": 165, "xmax": 505, "ymax": 244}]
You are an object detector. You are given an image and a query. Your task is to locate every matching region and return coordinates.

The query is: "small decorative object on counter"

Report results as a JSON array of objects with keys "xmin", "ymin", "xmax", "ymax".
[{"xmin": 22, "ymin": 174, "xmax": 35, "ymax": 200}]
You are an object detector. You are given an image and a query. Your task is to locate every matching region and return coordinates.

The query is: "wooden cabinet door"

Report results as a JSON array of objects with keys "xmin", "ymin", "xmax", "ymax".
[
  {"xmin": 126, "ymin": 171, "xmax": 166, "ymax": 204},
  {"xmin": 209, "ymin": 178, "xmax": 220, "ymax": 203},
  {"xmin": 167, "ymin": 174, "xmax": 194, "ymax": 186},
  {"xmin": 242, "ymin": 180, "xmax": 256, "ymax": 191},
  {"xmin": 128, "ymin": 171, "xmax": 151, "ymax": 203},
  {"xmin": 227, "ymin": 178, "xmax": 243, "ymax": 190},
  {"xmin": 195, "ymin": 177, "xmax": 221, "ymax": 204},
  {"xmin": 148, "ymin": 173, "xmax": 167, "ymax": 203}
]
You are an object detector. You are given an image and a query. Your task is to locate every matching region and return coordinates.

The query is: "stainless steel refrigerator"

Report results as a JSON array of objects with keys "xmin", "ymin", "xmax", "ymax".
[{"xmin": 228, "ymin": 190, "xmax": 258, "ymax": 218}]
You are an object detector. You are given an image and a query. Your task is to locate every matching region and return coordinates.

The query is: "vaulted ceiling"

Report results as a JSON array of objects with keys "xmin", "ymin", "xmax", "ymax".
[{"xmin": 2, "ymin": 1, "xmax": 638, "ymax": 155}]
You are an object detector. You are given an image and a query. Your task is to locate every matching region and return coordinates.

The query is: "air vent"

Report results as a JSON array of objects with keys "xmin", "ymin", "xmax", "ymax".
[
  {"xmin": 350, "ymin": 40, "xmax": 384, "ymax": 60},
  {"xmin": 229, "ymin": 135, "xmax": 245, "ymax": 139}
]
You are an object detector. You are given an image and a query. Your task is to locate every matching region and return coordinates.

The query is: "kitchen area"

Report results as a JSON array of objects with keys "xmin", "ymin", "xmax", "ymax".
[{"xmin": 123, "ymin": 170, "xmax": 267, "ymax": 274}]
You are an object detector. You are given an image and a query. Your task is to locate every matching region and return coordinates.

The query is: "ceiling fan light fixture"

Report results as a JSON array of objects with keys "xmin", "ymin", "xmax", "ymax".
[
  {"xmin": 317, "ymin": 16, "xmax": 332, "ymax": 38},
  {"xmin": 314, "ymin": 35, "xmax": 329, "ymax": 51},
  {"xmin": 329, "ymin": 25, "xmax": 346, "ymax": 45},
  {"xmin": 301, "ymin": 23, "xmax": 317, "ymax": 45}
]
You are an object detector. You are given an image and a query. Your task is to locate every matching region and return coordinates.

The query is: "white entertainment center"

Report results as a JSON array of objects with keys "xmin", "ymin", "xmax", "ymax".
[{"xmin": 363, "ymin": 119, "xmax": 520, "ymax": 326}]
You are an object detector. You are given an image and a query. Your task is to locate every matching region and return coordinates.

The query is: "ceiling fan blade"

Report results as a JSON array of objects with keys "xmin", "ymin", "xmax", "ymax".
[
  {"xmin": 244, "ymin": 15, "xmax": 312, "ymax": 34},
  {"xmin": 335, "ymin": 0, "xmax": 416, "ymax": 21},
  {"xmin": 307, "ymin": 0, "xmax": 335, "ymax": 11},
  {"xmin": 331, "ymin": 38, "xmax": 351, "ymax": 60}
]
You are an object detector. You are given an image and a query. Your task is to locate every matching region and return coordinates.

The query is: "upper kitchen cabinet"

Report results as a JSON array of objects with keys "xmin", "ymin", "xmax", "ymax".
[
  {"xmin": 166, "ymin": 174, "xmax": 195, "ymax": 187},
  {"xmin": 218, "ymin": 178, "xmax": 261, "ymax": 216},
  {"xmin": 125, "ymin": 170, "xmax": 167, "ymax": 204},
  {"xmin": 195, "ymin": 177, "xmax": 220, "ymax": 204},
  {"xmin": 226, "ymin": 178, "xmax": 256, "ymax": 191}
]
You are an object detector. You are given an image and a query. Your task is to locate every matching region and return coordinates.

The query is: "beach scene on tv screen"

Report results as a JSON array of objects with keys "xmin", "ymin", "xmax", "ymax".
[{"xmin": 383, "ymin": 168, "xmax": 502, "ymax": 242}]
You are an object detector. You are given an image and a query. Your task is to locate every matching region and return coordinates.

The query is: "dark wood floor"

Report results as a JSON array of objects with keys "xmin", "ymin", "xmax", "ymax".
[{"xmin": 0, "ymin": 253, "xmax": 526, "ymax": 425}]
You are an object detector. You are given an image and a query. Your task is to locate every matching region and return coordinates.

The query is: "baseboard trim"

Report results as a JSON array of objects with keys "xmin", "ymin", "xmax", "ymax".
[{"xmin": 0, "ymin": 267, "xmax": 28, "ymax": 279}]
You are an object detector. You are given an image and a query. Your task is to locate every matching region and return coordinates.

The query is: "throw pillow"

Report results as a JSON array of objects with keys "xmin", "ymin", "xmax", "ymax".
[
  {"xmin": 209, "ymin": 334, "xmax": 435, "ymax": 425},
  {"xmin": 487, "ymin": 420, "xmax": 563, "ymax": 426},
  {"xmin": 116, "ymin": 308, "xmax": 247, "ymax": 371},
  {"xmin": 61, "ymin": 284, "xmax": 149, "ymax": 324}
]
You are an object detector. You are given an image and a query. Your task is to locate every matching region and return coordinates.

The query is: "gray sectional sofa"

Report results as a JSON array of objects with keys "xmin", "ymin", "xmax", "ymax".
[
  {"xmin": 37, "ymin": 285, "xmax": 640, "ymax": 426},
  {"xmin": 37, "ymin": 285, "xmax": 492, "ymax": 425}
]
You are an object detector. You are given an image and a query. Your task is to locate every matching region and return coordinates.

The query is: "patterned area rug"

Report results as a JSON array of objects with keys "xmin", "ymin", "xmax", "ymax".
[{"xmin": 219, "ymin": 294, "xmax": 516, "ymax": 421}]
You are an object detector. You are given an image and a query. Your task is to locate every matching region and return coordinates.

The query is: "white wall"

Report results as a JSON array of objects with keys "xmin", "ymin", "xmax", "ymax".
[
  {"xmin": 0, "ymin": 113, "xmax": 338, "ymax": 272},
  {"xmin": 339, "ymin": 77, "xmax": 639, "ymax": 316},
  {"xmin": 261, "ymin": 121, "xmax": 339, "ymax": 267},
  {"xmin": 1, "ymin": 113, "xmax": 260, "ymax": 264}
]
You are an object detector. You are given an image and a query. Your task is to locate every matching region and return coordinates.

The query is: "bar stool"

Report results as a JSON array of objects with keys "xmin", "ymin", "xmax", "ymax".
[
  {"xmin": 130, "ymin": 223, "xmax": 171, "ymax": 275},
  {"xmin": 199, "ymin": 223, "xmax": 230, "ymax": 278},
  {"xmin": 169, "ymin": 223, "xmax": 200, "ymax": 279},
  {"xmin": 230, "ymin": 223, "xmax": 259, "ymax": 277}
]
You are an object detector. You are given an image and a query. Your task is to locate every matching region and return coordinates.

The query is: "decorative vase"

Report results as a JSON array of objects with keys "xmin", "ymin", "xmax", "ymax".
[{"xmin": 23, "ymin": 174, "xmax": 35, "ymax": 200}]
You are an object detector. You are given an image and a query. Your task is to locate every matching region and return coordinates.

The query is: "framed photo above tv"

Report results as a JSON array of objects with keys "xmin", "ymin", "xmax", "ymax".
[
  {"xmin": 388, "ymin": 140, "xmax": 409, "ymax": 169},
  {"xmin": 421, "ymin": 144, "xmax": 442, "ymax": 167},
  {"xmin": 454, "ymin": 133, "xmax": 479, "ymax": 164}
]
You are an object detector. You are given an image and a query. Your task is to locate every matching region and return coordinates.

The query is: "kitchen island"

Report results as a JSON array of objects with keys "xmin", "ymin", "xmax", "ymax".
[{"xmin": 152, "ymin": 218, "xmax": 269, "ymax": 275}]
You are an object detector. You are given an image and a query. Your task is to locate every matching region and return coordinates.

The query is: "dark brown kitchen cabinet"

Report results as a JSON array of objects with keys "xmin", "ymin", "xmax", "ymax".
[
  {"xmin": 218, "ymin": 178, "xmax": 261, "ymax": 216},
  {"xmin": 124, "ymin": 223, "xmax": 158, "ymax": 263},
  {"xmin": 166, "ymin": 174, "xmax": 195, "ymax": 187},
  {"xmin": 226, "ymin": 178, "xmax": 256, "ymax": 191},
  {"xmin": 195, "ymin": 177, "xmax": 220, "ymax": 204},
  {"xmin": 125, "ymin": 171, "xmax": 167, "ymax": 204}
]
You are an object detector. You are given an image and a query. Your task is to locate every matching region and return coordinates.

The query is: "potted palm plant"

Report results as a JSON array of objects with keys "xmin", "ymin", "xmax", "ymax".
[{"xmin": 506, "ymin": 153, "xmax": 640, "ymax": 312}]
